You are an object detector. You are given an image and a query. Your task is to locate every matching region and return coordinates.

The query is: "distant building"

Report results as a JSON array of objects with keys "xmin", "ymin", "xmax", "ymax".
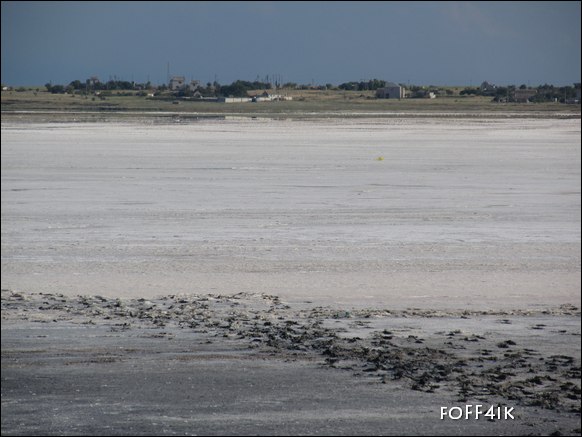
[
  {"xmin": 251, "ymin": 91, "xmax": 292, "ymax": 102},
  {"xmin": 169, "ymin": 76, "xmax": 185, "ymax": 91},
  {"xmin": 480, "ymin": 81, "xmax": 496, "ymax": 92},
  {"xmin": 216, "ymin": 93, "xmax": 292, "ymax": 103},
  {"xmin": 375, "ymin": 82, "xmax": 405, "ymax": 99},
  {"xmin": 169, "ymin": 77, "xmax": 201, "ymax": 93},
  {"xmin": 218, "ymin": 97, "xmax": 253, "ymax": 103},
  {"xmin": 253, "ymin": 91, "xmax": 276, "ymax": 102},
  {"xmin": 513, "ymin": 88, "xmax": 537, "ymax": 103}
]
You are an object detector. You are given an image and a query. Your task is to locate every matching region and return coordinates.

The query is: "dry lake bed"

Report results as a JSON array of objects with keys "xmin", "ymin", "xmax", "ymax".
[{"xmin": 1, "ymin": 116, "xmax": 581, "ymax": 435}]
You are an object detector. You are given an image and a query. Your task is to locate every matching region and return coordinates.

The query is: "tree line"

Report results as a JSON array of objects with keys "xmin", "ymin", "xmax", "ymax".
[
  {"xmin": 460, "ymin": 83, "xmax": 581, "ymax": 103},
  {"xmin": 39, "ymin": 78, "xmax": 582, "ymax": 103},
  {"xmin": 44, "ymin": 79, "xmax": 152, "ymax": 94},
  {"xmin": 43, "ymin": 78, "xmax": 382, "ymax": 97}
]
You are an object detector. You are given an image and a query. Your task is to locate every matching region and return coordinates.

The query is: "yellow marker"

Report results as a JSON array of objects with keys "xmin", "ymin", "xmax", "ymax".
[{"xmin": 376, "ymin": 156, "xmax": 384, "ymax": 161}]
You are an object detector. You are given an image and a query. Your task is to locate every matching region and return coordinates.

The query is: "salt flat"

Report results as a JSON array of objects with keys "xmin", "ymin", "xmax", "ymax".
[
  {"xmin": 2, "ymin": 117, "xmax": 581, "ymax": 436},
  {"xmin": 1, "ymin": 117, "xmax": 580, "ymax": 309}
]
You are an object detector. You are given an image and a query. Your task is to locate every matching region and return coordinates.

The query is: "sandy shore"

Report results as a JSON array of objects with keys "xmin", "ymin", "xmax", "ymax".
[{"xmin": 1, "ymin": 117, "xmax": 580, "ymax": 434}]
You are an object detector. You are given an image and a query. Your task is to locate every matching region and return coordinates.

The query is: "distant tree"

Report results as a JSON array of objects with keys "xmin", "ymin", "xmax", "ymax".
[
  {"xmin": 45, "ymin": 83, "xmax": 65, "ymax": 94},
  {"xmin": 338, "ymin": 79, "xmax": 386, "ymax": 91},
  {"xmin": 215, "ymin": 80, "xmax": 278, "ymax": 97},
  {"xmin": 69, "ymin": 80, "xmax": 83, "ymax": 90},
  {"xmin": 519, "ymin": 84, "xmax": 527, "ymax": 89},
  {"xmin": 177, "ymin": 87, "xmax": 194, "ymax": 98},
  {"xmin": 528, "ymin": 84, "xmax": 577, "ymax": 102},
  {"xmin": 338, "ymin": 81, "xmax": 358, "ymax": 91},
  {"xmin": 460, "ymin": 87, "xmax": 479, "ymax": 96},
  {"xmin": 367, "ymin": 79, "xmax": 386, "ymax": 90},
  {"xmin": 410, "ymin": 89, "xmax": 427, "ymax": 99},
  {"xmin": 49, "ymin": 85, "xmax": 65, "ymax": 94},
  {"xmin": 560, "ymin": 85, "xmax": 576, "ymax": 101},
  {"xmin": 219, "ymin": 81, "xmax": 249, "ymax": 97}
]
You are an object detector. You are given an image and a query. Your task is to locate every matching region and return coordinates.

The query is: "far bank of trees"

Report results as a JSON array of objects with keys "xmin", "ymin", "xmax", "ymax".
[
  {"xmin": 45, "ymin": 79, "xmax": 151, "ymax": 94},
  {"xmin": 337, "ymin": 79, "xmax": 388, "ymax": 91},
  {"xmin": 459, "ymin": 83, "xmax": 581, "ymax": 103},
  {"xmin": 40, "ymin": 77, "xmax": 581, "ymax": 103}
]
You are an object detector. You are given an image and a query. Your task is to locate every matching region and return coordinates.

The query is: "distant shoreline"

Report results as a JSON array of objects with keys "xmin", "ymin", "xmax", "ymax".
[
  {"xmin": 2, "ymin": 109, "xmax": 580, "ymax": 123},
  {"xmin": 2, "ymin": 88, "xmax": 580, "ymax": 121}
]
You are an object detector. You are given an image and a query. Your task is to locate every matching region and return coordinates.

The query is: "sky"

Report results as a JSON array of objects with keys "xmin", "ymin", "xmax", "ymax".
[{"xmin": 1, "ymin": 1, "xmax": 580, "ymax": 86}]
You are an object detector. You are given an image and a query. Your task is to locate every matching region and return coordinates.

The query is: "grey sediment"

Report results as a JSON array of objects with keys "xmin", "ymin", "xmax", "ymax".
[{"xmin": 3, "ymin": 290, "xmax": 580, "ymax": 416}]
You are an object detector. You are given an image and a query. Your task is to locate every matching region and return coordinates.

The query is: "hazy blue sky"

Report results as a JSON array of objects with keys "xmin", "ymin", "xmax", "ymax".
[{"xmin": 2, "ymin": 1, "xmax": 580, "ymax": 86}]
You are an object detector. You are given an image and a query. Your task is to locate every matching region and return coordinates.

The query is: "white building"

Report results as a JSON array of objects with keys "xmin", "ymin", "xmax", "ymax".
[
  {"xmin": 480, "ymin": 81, "xmax": 497, "ymax": 93},
  {"xmin": 217, "ymin": 97, "xmax": 252, "ymax": 103},
  {"xmin": 375, "ymin": 82, "xmax": 405, "ymax": 99},
  {"xmin": 169, "ymin": 76, "xmax": 185, "ymax": 91},
  {"xmin": 251, "ymin": 91, "xmax": 292, "ymax": 102}
]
